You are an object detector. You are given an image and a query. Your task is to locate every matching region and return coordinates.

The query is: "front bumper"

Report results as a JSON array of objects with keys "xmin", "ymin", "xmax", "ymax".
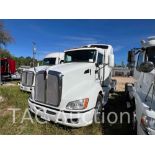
[
  {"xmin": 28, "ymin": 98, "xmax": 94, "ymax": 127},
  {"xmin": 1, "ymin": 74, "xmax": 11, "ymax": 80},
  {"xmin": 20, "ymin": 85, "xmax": 33, "ymax": 93}
]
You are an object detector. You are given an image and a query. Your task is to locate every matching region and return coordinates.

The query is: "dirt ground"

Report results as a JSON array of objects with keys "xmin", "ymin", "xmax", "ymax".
[{"xmin": 112, "ymin": 76, "xmax": 135, "ymax": 91}]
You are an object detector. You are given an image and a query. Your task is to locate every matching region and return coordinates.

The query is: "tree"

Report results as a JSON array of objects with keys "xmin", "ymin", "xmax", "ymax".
[
  {"xmin": 121, "ymin": 60, "xmax": 125, "ymax": 68},
  {"xmin": 0, "ymin": 21, "xmax": 13, "ymax": 48},
  {"xmin": 0, "ymin": 49, "xmax": 12, "ymax": 58}
]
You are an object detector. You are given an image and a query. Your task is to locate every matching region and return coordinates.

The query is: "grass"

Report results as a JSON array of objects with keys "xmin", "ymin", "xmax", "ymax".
[
  {"xmin": 0, "ymin": 77, "xmax": 135, "ymax": 135},
  {"xmin": 0, "ymin": 86, "xmax": 102, "ymax": 135}
]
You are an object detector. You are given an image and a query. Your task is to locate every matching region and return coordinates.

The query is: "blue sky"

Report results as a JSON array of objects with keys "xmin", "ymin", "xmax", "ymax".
[{"xmin": 3, "ymin": 19, "xmax": 155, "ymax": 64}]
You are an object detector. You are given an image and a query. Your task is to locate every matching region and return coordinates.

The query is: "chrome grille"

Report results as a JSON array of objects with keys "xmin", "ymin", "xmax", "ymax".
[
  {"xmin": 35, "ymin": 70, "xmax": 62, "ymax": 107},
  {"xmin": 21, "ymin": 72, "xmax": 27, "ymax": 85},
  {"xmin": 27, "ymin": 72, "xmax": 34, "ymax": 86},
  {"xmin": 46, "ymin": 73, "xmax": 59, "ymax": 106},
  {"xmin": 21, "ymin": 71, "xmax": 34, "ymax": 86},
  {"xmin": 35, "ymin": 71, "xmax": 46, "ymax": 103}
]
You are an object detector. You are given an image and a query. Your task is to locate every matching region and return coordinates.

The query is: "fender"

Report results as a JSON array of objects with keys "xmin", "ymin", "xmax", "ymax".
[{"xmin": 62, "ymin": 80, "xmax": 103, "ymax": 110}]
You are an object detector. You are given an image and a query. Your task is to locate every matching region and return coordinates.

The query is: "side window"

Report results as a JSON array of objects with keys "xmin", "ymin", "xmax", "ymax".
[
  {"xmin": 145, "ymin": 48, "xmax": 155, "ymax": 65},
  {"xmin": 136, "ymin": 52, "xmax": 144, "ymax": 71},
  {"xmin": 97, "ymin": 53, "xmax": 103, "ymax": 65}
]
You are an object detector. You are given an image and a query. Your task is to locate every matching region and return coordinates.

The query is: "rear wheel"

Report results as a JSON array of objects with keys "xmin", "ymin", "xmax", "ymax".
[{"xmin": 93, "ymin": 95, "xmax": 103, "ymax": 123}]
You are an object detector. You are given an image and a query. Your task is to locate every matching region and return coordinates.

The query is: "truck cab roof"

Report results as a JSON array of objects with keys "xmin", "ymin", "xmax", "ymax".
[
  {"xmin": 65, "ymin": 44, "xmax": 113, "ymax": 54},
  {"xmin": 82, "ymin": 44, "xmax": 112, "ymax": 49},
  {"xmin": 141, "ymin": 36, "xmax": 155, "ymax": 48},
  {"xmin": 44, "ymin": 52, "xmax": 64, "ymax": 58}
]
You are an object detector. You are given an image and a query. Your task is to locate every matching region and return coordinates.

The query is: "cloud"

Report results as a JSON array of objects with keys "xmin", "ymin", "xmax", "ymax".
[
  {"xmin": 63, "ymin": 36, "xmax": 99, "ymax": 44},
  {"xmin": 52, "ymin": 35, "xmax": 101, "ymax": 50},
  {"xmin": 113, "ymin": 45, "xmax": 124, "ymax": 52}
]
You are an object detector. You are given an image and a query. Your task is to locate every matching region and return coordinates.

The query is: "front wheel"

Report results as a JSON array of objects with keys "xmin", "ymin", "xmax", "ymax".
[{"xmin": 93, "ymin": 95, "xmax": 103, "ymax": 123}]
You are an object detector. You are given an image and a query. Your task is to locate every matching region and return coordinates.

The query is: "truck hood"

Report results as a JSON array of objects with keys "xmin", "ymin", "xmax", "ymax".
[
  {"xmin": 47, "ymin": 62, "xmax": 95, "ymax": 74},
  {"xmin": 25, "ymin": 65, "xmax": 49, "ymax": 72},
  {"xmin": 47, "ymin": 63, "xmax": 96, "ymax": 101}
]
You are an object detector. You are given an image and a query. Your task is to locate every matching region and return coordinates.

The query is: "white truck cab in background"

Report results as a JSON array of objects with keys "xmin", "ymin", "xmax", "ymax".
[
  {"xmin": 28, "ymin": 44, "xmax": 114, "ymax": 127},
  {"xmin": 127, "ymin": 36, "xmax": 155, "ymax": 135},
  {"xmin": 20, "ymin": 52, "xmax": 64, "ymax": 92}
]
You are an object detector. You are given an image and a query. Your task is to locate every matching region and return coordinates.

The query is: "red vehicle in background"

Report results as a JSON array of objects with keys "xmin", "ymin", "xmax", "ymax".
[{"xmin": 0, "ymin": 58, "xmax": 16, "ymax": 81}]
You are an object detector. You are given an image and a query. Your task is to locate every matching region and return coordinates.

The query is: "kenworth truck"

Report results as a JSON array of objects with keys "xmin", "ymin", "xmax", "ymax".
[
  {"xmin": 126, "ymin": 36, "xmax": 155, "ymax": 135},
  {"xmin": 28, "ymin": 44, "xmax": 114, "ymax": 127},
  {"xmin": 20, "ymin": 52, "xmax": 64, "ymax": 92}
]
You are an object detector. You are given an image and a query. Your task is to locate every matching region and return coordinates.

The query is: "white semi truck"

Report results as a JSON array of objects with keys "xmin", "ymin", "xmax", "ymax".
[
  {"xmin": 20, "ymin": 52, "xmax": 64, "ymax": 92},
  {"xmin": 126, "ymin": 36, "xmax": 155, "ymax": 135},
  {"xmin": 28, "ymin": 44, "xmax": 114, "ymax": 127}
]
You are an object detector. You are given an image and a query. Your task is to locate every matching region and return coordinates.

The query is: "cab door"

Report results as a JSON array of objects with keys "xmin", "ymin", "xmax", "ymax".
[
  {"xmin": 97, "ymin": 52, "xmax": 104, "ymax": 83},
  {"xmin": 134, "ymin": 52, "xmax": 144, "ymax": 92}
]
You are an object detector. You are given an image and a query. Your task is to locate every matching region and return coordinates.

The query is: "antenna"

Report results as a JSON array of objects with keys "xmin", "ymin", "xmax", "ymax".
[
  {"xmin": 32, "ymin": 42, "xmax": 37, "ymax": 72},
  {"xmin": 32, "ymin": 42, "xmax": 37, "ymax": 67}
]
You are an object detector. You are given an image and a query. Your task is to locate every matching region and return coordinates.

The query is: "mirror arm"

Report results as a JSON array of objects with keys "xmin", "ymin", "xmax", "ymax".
[
  {"xmin": 130, "ymin": 48, "xmax": 144, "ymax": 56},
  {"xmin": 96, "ymin": 63, "xmax": 108, "ymax": 73}
]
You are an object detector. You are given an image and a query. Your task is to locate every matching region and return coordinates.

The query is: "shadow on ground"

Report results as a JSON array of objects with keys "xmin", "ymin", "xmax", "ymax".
[{"xmin": 102, "ymin": 91, "xmax": 136, "ymax": 135}]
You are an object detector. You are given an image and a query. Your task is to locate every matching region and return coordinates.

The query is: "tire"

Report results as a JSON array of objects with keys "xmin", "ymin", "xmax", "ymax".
[
  {"xmin": 110, "ymin": 88, "xmax": 115, "ymax": 93},
  {"xmin": 131, "ymin": 110, "xmax": 137, "ymax": 134},
  {"xmin": 93, "ymin": 95, "xmax": 103, "ymax": 123},
  {"xmin": 29, "ymin": 109, "xmax": 35, "ymax": 118}
]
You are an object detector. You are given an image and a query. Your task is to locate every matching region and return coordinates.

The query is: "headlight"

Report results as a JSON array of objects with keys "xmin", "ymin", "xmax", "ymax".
[
  {"xmin": 66, "ymin": 98, "xmax": 89, "ymax": 110},
  {"xmin": 141, "ymin": 114, "xmax": 155, "ymax": 131}
]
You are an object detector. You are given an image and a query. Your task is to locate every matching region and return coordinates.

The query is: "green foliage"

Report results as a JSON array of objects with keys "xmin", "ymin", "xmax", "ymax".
[
  {"xmin": 14, "ymin": 56, "xmax": 37, "ymax": 68},
  {"xmin": 0, "ymin": 21, "xmax": 13, "ymax": 48},
  {"xmin": 0, "ymin": 48, "xmax": 12, "ymax": 58},
  {"xmin": 0, "ymin": 49, "xmax": 37, "ymax": 68}
]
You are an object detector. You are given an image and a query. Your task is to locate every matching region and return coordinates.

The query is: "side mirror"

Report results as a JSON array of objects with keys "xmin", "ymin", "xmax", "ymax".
[
  {"xmin": 95, "ymin": 63, "xmax": 99, "ymax": 67},
  {"xmin": 139, "ymin": 61, "xmax": 154, "ymax": 73},
  {"xmin": 60, "ymin": 60, "xmax": 64, "ymax": 64},
  {"xmin": 127, "ymin": 50, "xmax": 135, "ymax": 68}
]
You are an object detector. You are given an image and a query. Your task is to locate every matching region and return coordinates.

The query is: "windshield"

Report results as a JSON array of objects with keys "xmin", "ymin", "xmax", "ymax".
[
  {"xmin": 146, "ymin": 47, "xmax": 155, "ymax": 65},
  {"xmin": 64, "ymin": 49, "xmax": 96, "ymax": 63},
  {"xmin": 43, "ymin": 58, "xmax": 56, "ymax": 66}
]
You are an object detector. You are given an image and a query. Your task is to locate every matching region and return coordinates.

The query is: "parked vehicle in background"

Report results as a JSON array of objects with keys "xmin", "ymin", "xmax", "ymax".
[
  {"xmin": 20, "ymin": 52, "xmax": 64, "ymax": 92},
  {"xmin": 28, "ymin": 44, "xmax": 114, "ymax": 127},
  {"xmin": 43, "ymin": 52, "xmax": 64, "ymax": 65},
  {"xmin": 11, "ymin": 71, "xmax": 21, "ymax": 80},
  {"xmin": 126, "ymin": 36, "xmax": 155, "ymax": 135},
  {"xmin": 0, "ymin": 58, "xmax": 16, "ymax": 81}
]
